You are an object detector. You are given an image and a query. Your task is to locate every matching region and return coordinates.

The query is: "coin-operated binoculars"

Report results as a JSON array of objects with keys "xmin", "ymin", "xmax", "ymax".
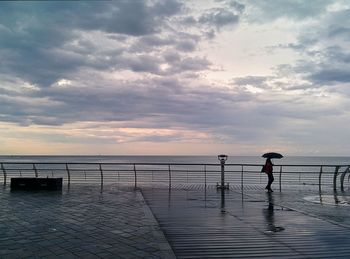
[{"xmin": 217, "ymin": 154, "xmax": 229, "ymax": 190}]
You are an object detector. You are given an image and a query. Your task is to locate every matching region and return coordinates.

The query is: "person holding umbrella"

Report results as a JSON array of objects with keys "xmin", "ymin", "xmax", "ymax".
[
  {"xmin": 262, "ymin": 152, "xmax": 283, "ymax": 192},
  {"xmin": 263, "ymin": 158, "xmax": 274, "ymax": 192}
]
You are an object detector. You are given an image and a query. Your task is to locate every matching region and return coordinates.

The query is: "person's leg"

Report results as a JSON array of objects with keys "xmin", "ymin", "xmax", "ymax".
[
  {"xmin": 270, "ymin": 174, "xmax": 274, "ymax": 191},
  {"xmin": 267, "ymin": 174, "xmax": 274, "ymax": 191}
]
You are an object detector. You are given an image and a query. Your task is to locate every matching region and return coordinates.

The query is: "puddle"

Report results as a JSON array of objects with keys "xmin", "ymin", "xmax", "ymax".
[
  {"xmin": 304, "ymin": 195, "xmax": 350, "ymax": 206},
  {"xmin": 264, "ymin": 226, "xmax": 285, "ymax": 234}
]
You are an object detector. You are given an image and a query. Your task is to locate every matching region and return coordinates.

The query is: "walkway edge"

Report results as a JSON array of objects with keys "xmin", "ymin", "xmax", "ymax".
[{"xmin": 137, "ymin": 190, "xmax": 176, "ymax": 259}]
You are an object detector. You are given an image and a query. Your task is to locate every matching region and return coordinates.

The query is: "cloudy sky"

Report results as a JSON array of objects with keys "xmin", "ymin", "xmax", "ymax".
[{"xmin": 0, "ymin": 0, "xmax": 349, "ymax": 156}]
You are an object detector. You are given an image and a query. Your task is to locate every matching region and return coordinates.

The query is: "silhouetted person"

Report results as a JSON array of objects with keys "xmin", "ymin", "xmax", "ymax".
[{"xmin": 263, "ymin": 158, "xmax": 274, "ymax": 192}]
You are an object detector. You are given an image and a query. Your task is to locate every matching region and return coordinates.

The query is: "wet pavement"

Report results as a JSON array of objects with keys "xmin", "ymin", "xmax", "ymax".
[
  {"xmin": 244, "ymin": 185, "xmax": 350, "ymax": 228},
  {"xmin": 2, "ymin": 182, "xmax": 350, "ymax": 258},
  {"xmin": 142, "ymin": 184, "xmax": 350, "ymax": 258},
  {"xmin": 0, "ymin": 185, "xmax": 175, "ymax": 258}
]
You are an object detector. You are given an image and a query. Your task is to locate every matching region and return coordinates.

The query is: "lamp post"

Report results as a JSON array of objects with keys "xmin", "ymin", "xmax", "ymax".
[{"xmin": 217, "ymin": 154, "xmax": 229, "ymax": 190}]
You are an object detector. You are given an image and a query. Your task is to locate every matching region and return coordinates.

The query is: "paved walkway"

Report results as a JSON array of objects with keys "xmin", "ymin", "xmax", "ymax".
[
  {"xmin": 3, "ymin": 182, "xmax": 350, "ymax": 258},
  {"xmin": 0, "ymin": 185, "xmax": 175, "ymax": 258},
  {"xmin": 142, "ymin": 185, "xmax": 350, "ymax": 258}
]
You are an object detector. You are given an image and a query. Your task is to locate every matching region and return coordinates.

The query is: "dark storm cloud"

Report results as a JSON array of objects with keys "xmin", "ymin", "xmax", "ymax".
[
  {"xmin": 233, "ymin": 76, "xmax": 268, "ymax": 86},
  {"xmin": 328, "ymin": 26, "xmax": 350, "ymax": 39},
  {"xmin": 0, "ymin": 74, "xmax": 254, "ymax": 135},
  {"xmin": 304, "ymin": 10, "xmax": 350, "ymax": 85},
  {"xmin": 129, "ymin": 33, "xmax": 199, "ymax": 53},
  {"xmin": 0, "ymin": 0, "xmax": 243, "ymax": 91},
  {"xmin": 265, "ymin": 7, "xmax": 350, "ymax": 88},
  {"xmin": 246, "ymin": 0, "xmax": 333, "ymax": 21},
  {"xmin": 127, "ymin": 55, "xmax": 163, "ymax": 74},
  {"xmin": 1, "ymin": 71, "xmax": 343, "ymax": 145},
  {"xmin": 129, "ymin": 35, "xmax": 174, "ymax": 52},
  {"xmin": 37, "ymin": 0, "xmax": 183, "ymax": 36},
  {"xmin": 151, "ymin": 0, "xmax": 183, "ymax": 17},
  {"xmin": 0, "ymin": 91, "xmax": 63, "ymax": 126},
  {"xmin": 163, "ymin": 51, "xmax": 181, "ymax": 62},
  {"xmin": 199, "ymin": 8, "xmax": 239, "ymax": 29},
  {"xmin": 176, "ymin": 39, "xmax": 197, "ymax": 52},
  {"xmin": 110, "ymin": 53, "xmax": 211, "ymax": 75},
  {"xmin": 4, "ymin": 0, "xmax": 333, "ymax": 147},
  {"xmin": 228, "ymin": 1, "xmax": 245, "ymax": 13},
  {"xmin": 310, "ymin": 69, "xmax": 350, "ymax": 84},
  {"xmin": 0, "ymin": 0, "xmax": 184, "ymax": 88},
  {"xmin": 249, "ymin": 3, "xmax": 350, "ymax": 124},
  {"xmin": 168, "ymin": 57, "xmax": 211, "ymax": 73},
  {"xmin": 258, "ymin": 98, "xmax": 344, "ymax": 119},
  {"xmin": 179, "ymin": 1, "xmax": 242, "ymax": 32},
  {"xmin": 0, "ymin": 0, "xmax": 221, "ymax": 133}
]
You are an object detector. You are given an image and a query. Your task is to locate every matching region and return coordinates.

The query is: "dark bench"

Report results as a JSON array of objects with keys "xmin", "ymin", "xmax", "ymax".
[{"xmin": 11, "ymin": 177, "xmax": 62, "ymax": 191}]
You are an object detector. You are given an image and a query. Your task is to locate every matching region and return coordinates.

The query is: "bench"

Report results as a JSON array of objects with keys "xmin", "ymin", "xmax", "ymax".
[{"xmin": 11, "ymin": 177, "xmax": 62, "ymax": 191}]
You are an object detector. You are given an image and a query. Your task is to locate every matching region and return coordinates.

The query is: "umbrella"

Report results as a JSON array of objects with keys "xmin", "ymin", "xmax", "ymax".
[{"xmin": 262, "ymin": 152, "xmax": 283, "ymax": 159}]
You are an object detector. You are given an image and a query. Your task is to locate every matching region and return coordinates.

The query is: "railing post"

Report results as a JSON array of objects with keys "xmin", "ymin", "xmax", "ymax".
[
  {"xmin": 204, "ymin": 165, "xmax": 207, "ymax": 188},
  {"xmin": 168, "ymin": 164, "xmax": 171, "ymax": 188},
  {"xmin": 279, "ymin": 166, "xmax": 282, "ymax": 192},
  {"xmin": 340, "ymin": 166, "xmax": 349, "ymax": 191},
  {"xmin": 133, "ymin": 164, "xmax": 137, "ymax": 189},
  {"xmin": 241, "ymin": 165, "xmax": 244, "ymax": 191},
  {"xmin": 221, "ymin": 162, "xmax": 225, "ymax": 188},
  {"xmin": 1, "ymin": 163, "xmax": 6, "ymax": 186},
  {"xmin": 33, "ymin": 163, "xmax": 38, "ymax": 178},
  {"xmin": 65, "ymin": 163, "xmax": 71, "ymax": 187},
  {"xmin": 99, "ymin": 163, "xmax": 103, "ymax": 191},
  {"xmin": 333, "ymin": 166, "xmax": 340, "ymax": 191},
  {"xmin": 318, "ymin": 165, "xmax": 323, "ymax": 192}
]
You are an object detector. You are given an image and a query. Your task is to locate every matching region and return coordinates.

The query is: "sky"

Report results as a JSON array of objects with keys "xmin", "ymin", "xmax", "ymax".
[{"xmin": 0, "ymin": 0, "xmax": 350, "ymax": 156}]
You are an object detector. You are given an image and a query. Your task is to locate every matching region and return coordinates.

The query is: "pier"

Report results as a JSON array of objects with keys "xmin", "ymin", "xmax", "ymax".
[{"xmin": 1, "ymin": 161, "xmax": 350, "ymax": 258}]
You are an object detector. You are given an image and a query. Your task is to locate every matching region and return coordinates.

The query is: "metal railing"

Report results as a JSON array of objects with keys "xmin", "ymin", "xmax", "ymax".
[{"xmin": 0, "ymin": 162, "xmax": 349, "ymax": 191}]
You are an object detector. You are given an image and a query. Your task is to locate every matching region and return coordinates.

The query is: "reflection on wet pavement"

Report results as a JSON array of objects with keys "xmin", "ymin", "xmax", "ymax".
[
  {"xmin": 143, "ymin": 185, "xmax": 350, "ymax": 258},
  {"xmin": 304, "ymin": 193, "xmax": 350, "ymax": 206},
  {"xmin": 263, "ymin": 192, "xmax": 285, "ymax": 234}
]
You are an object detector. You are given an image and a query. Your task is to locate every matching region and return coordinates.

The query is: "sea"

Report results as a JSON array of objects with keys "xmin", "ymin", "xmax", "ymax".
[
  {"xmin": 0, "ymin": 155, "xmax": 349, "ymax": 165},
  {"xmin": 1, "ymin": 156, "xmax": 349, "ymax": 187}
]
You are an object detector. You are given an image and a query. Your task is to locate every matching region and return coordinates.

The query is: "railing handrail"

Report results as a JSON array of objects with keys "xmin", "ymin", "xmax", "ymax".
[{"xmin": 0, "ymin": 161, "xmax": 349, "ymax": 167}]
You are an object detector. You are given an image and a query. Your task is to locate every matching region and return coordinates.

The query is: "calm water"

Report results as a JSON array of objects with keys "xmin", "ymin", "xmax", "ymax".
[
  {"xmin": 0, "ymin": 155, "xmax": 349, "ymax": 165},
  {"xmin": 0, "ymin": 155, "xmax": 349, "ymax": 187}
]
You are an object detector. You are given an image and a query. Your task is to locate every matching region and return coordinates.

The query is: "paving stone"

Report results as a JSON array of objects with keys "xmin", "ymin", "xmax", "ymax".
[{"xmin": 0, "ymin": 184, "xmax": 174, "ymax": 258}]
